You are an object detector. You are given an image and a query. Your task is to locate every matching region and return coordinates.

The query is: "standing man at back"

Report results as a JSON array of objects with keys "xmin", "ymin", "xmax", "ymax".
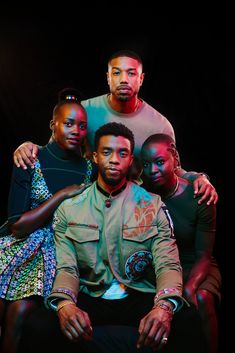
[{"xmin": 83, "ymin": 50, "xmax": 174, "ymax": 161}]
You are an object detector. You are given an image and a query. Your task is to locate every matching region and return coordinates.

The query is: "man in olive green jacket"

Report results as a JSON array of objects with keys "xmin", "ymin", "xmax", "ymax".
[{"xmin": 45, "ymin": 122, "xmax": 185, "ymax": 352}]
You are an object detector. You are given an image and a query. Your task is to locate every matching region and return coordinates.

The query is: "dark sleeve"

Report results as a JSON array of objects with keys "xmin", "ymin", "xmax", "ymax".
[
  {"xmin": 181, "ymin": 171, "xmax": 210, "ymax": 182},
  {"xmin": 7, "ymin": 165, "xmax": 33, "ymax": 223},
  {"xmin": 195, "ymin": 202, "xmax": 216, "ymax": 257}
]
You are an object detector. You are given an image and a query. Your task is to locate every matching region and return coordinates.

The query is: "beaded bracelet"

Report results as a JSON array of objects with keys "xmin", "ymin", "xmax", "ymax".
[
  {"xmin": 153, "ymin": 301, "xmax": 174, "ymax": 315},
  {"xmin": 57, "ymin": 301, "xmax": 76, "ymax": 312}
]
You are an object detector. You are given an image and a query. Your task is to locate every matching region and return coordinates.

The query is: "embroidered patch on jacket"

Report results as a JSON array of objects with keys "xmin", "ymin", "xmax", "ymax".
[
  {"xmin": 123, "ymin": 202, "xmax": 156, "ymax": 238},
  {"xmin": 125, "ymin": 250, "xmax": 153, "ymax": 279}
]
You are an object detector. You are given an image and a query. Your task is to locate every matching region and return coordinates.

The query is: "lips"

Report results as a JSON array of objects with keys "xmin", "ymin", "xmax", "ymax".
[
  {"xmin": 117, "ymin": 85, "xmax": 130, "ymax": 90},
  {"xmin": 106, "ymin": 168, "xmax": 120, "ymax": 175},
  {"xmin": 67, "ymin": 138, "xmax": 80, "ymax": 145},
  {"xmin": 149, "ymin": 176, "xmax": 161, "ymax": 183},
  {"xmin": 117, "ymin": 86, "xmax": 131, "ymax": 93}
]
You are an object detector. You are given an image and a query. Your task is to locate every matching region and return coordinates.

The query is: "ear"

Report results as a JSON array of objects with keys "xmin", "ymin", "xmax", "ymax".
[
  {"xmin": 93, "ymin": 151, "xmax": 98, "ymax": 164},
  {"xmin": 174, "ymin": 150, "xmax": 181, "ymax": 168},
  {"xmin": 50, "ymin": 119, "xmax": 54, "ymax": 131},
  {"xmin": 106, "ymin": 71, "xmax": 110, "ymax": 86},
  {"xmin": 140, "ymin": 72, "xmax": 145, "ymax": 86},
  {"xmin": 129, "ymin": 154, "xmax": 134, "ymax": 167}
]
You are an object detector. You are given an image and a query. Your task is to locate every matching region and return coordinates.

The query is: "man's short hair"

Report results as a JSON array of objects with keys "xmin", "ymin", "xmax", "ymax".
[
  {"xmin": 108, "ymin": 49, "xmax": 143, "ymax": 68},
  {"xmin": 94, "ymin": 122, "xmax": 135, "ymax": 154}
]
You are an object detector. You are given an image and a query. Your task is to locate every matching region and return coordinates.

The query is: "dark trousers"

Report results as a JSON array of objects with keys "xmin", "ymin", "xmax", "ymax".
[{"xmin": 19, "ymin": 292, "xmax": 205, "ymax": 353}]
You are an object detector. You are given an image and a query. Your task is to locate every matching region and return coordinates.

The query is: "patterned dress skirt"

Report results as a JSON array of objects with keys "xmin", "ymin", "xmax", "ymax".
[
  {"xmin": 0, "ymin": 159, "xmax": 56, "ymax": 301},
  {"xmin": 0, "ymin": 226, "xmax": 56, "ymax": 300}
]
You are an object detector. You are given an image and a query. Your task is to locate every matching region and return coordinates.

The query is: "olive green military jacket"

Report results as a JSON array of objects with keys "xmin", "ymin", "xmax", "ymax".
[{"xmin": 47, "ymin": 181, "xmax": 183, "ymax": 308}]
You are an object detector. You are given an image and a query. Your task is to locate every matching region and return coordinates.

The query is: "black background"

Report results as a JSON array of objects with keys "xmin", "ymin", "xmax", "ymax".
[{"xmin": 0, "ymin": 14, "xmax": 232, "ymax": 351}]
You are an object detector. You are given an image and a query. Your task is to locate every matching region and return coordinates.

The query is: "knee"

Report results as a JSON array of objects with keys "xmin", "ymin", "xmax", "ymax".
[
  {"xmin": 7, "ymin": 301, "xmax": 33, "ymax": 321},
  {"xmin": 0, "ymin": 299, "xmax": 6, "ymax": 323},
  {"xmin": 196, "ymin": 290, "xmax": 216, "ymax": 318}
]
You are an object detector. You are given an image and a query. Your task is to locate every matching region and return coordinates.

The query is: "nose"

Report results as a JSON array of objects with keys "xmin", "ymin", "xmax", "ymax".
[
  {"xmin": 71, "ymin": 125, "xmax": 80, "ymax": 135},
  {"xmin": 109, "ymin": 152, "xmax": 119, "ymax": 164},
  {"xmin": 120, "ymin": 71, "xmax": 129, "ymax": 83},
  {"xmin": 150, "ymin": 163, "xmax": 159, "ymax": 174}
]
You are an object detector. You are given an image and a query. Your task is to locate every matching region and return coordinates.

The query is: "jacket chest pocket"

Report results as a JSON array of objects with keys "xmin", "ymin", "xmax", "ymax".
[
  {"xmin": 122, "ymin": 224, "xmax": 158, "ymax": 242},
  {"xmin": 65, "ymin": 226, "xmax": 99, "ymax": 268}
]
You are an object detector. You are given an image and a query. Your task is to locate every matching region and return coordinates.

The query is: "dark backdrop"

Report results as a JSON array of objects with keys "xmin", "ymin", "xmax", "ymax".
[{"xmin": 0, "ymin": 15, "xmax": 232, "ymax": 351}]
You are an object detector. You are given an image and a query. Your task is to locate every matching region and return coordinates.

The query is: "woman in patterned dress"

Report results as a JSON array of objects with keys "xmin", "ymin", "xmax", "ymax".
[{"xmin": 0, "ymin": 89, "xmax": 96, "ymax": 353}]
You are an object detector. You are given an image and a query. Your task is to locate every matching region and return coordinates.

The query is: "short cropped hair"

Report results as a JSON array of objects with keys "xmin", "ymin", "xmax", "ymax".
[
  {"xmin": 141, "ymin": 133, "xmax": 180, "ymax": 164},
  {"xmin": 94, "ymin": 122, "xmax": 135, "ymax": 154},
  {"xmin": 108, "ymin": 50, "xmax": 143, "ymax": 69},
  {"xmin": 142, "ymin": 133, "xmax": 176, "ymax": 149}
]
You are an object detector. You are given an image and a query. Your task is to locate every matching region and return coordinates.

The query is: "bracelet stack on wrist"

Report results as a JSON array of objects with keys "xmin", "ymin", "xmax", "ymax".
[
  {"xmin": 57, "ymin": 300, "xmax": 76, "ymax": 312},
  {"xmin": 153, "ymin": 301, "xmax": 174, "ymax": 315}
]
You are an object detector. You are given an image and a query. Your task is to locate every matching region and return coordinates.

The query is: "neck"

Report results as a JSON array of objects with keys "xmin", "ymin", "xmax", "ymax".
[
  {"xmin": 96, "ymin": 179, "xmax": 127, "ymax": 208},
  {"xmin": 107, "ymin": 94, "xmax": 141, "ymax": 114},
  {"xmin": 97, "ymin": 177, "xmax": 127, "ymax": 195},
  {"xmin": 48, "ymin": 139, "xmax": 82, "ymax": 160},
  {"xmin": 152, "ymin": 175, "xmax": 179, "ymax": 200}
]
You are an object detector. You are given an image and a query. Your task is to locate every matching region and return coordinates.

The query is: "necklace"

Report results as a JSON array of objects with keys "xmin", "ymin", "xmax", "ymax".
[
  {"xmin": 96, "ymin": 182, "xmax": 127, "ymax": 208},
  {"xmin": 164, "ymin": 176, "xmax": 179, "ymax": 200}
]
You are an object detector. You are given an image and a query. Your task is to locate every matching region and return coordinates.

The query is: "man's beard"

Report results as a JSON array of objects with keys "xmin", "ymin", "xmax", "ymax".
[
  {"xmin": 99, "ymin": 168, "xmax": 125, "ymax": 186},
  {"xmin": 117, "ymin": 95, "xmax": 130, "ymax": 102}
]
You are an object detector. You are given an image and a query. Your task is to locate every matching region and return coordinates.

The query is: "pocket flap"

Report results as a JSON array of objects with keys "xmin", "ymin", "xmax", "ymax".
[
  {"xmin": 65, "ymin": 225, "xmax": 99, "ymax": 243},
  {"xmin": 123, "ymin": 224, "xmax": 158, "ymax": 242}
]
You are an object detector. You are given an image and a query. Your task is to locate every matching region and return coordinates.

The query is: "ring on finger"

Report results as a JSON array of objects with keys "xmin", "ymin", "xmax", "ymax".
[{"xmin": 161, "ymin": 337, "xmax": 168, "ymax": 343}]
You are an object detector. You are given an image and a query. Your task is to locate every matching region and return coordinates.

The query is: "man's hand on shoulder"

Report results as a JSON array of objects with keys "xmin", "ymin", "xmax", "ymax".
[
  {"xmin": 193, "ymin": 174, "xmax": 218, "ymax": 205},
  {"xmin": 13, "ymin": 141, "xmax": 38, "ymax": 170}
]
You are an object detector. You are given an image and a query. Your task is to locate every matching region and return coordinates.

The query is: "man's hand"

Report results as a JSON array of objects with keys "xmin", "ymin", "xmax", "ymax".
[
  {"xmin": 137, "ymin": 304, "xmax": 173, "ymax": 351},
  {"xmin": 193, "ymin": 175, "xmax": 218, "ymax": 205},
  {"xmin": 13, "ymin": 141, "xmax": 38, "ymax": 169},
  {"xmin": 57, "ymin": 303, "xmax": 93, "ymax": 342}
]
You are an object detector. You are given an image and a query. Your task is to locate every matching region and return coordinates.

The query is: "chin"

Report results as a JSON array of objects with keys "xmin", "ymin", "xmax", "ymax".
[
  {"xmin": 104, "ymin": 177, "xmax": 121, "ymax": 186},
  {"xmin": 107, "ymin": 179, "xmax": 121, "ymax": 186},
  {"xmin": 117, "ymin": 95, "xmax": 130, "ymax": 102},
  {"xmin": 67, "ymin": 146, "xmax": 80, "ymax": 154}
]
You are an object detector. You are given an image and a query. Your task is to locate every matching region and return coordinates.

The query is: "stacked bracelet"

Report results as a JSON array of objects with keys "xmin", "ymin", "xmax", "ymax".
[
  {"xmin": 57, "ymin": 301, "xmax": 76, "ymax": 312},
  {"xmin": 153, "ymin": 301, "xmax": 174, "ymax": 315}
]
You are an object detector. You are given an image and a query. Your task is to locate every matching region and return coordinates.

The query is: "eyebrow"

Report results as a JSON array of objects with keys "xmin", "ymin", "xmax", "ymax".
[
  {"xmin": 102, "ymin": 146, "xmax": 130, "ymax": 152},
  {"xmin": 111, "ymin": 66, "xmax": 137, "ymax": 71},
  {"xmin": 65, "ymin": 117, "xmax": 87, "ymax": 122}
]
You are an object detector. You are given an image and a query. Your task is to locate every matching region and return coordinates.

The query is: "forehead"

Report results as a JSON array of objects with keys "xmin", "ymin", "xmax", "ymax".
[
  {"xmin": 142, "ymin": 142, "xmax": 169, "ymax": 157},
  {"xmin": 98, "ymin": 135, "xmax": 131, "ymax": 150},
  {"xmin": 109, "ymin": 56, "xmax": 141, "ymax": 70},
  {"xmin": 57, "ymin": 103, "xmax": 87, "ymax": 121}
]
